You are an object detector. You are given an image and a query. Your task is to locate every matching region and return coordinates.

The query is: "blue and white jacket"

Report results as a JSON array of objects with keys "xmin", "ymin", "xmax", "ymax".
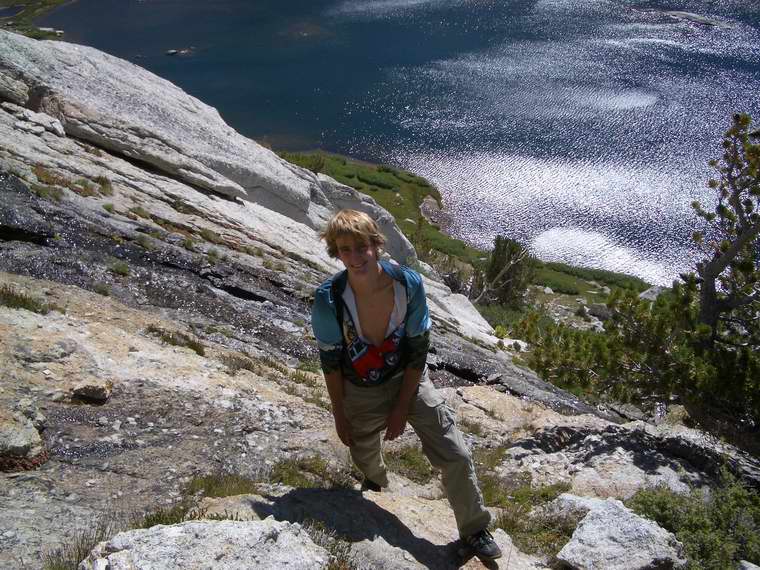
[{"xmin": 311, "ymin": 260, "xmax": 431, "ymax": 386}]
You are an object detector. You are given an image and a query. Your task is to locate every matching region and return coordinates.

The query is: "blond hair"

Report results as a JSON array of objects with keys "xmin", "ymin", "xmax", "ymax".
[{"xmin": 320, "ymin": 209, "xmax": 386, "ymax": 258}]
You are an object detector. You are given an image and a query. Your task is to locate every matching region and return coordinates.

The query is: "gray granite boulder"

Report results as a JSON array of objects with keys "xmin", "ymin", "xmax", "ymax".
[
  {"xmin": 557, "ymin": 497, "xmax": 686, "ymax": 569},
  {"xmin": 77, "ymin": 519, "xmax": 331, "ymax": 570}
]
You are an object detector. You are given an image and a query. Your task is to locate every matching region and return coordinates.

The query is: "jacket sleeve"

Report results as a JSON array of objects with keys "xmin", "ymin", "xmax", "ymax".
[
  {"xmin": 404, "ymin": 269, "xmax": 431, "ymax": 370},
  {"xmin": 311, "ymin": 284, "xmax": 343, "ymax": 374}
]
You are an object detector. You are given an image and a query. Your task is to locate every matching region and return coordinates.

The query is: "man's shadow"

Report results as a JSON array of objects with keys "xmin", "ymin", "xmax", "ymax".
[{"xmin": 244, "ymin": 487, "xmax": 497, "ymax": 569}]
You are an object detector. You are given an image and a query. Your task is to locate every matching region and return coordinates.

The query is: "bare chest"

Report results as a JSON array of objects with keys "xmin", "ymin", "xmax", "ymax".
[{"xmin": 354, "ymin": 284, "xmax": 395, "ymax": 347}]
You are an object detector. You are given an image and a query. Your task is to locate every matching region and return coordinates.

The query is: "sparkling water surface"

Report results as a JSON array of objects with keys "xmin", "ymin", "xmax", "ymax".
[{"xmin": 39, "ymin": 0, "xmax": 760, "ymax": 284}]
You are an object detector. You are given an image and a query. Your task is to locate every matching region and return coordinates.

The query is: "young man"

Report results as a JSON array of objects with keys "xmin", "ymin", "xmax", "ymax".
[{"xmin": 311, "ymin": 209, "xmax": 502, "ymax": 561}]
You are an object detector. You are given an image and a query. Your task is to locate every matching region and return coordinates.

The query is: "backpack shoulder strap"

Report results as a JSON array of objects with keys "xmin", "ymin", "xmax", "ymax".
[{"xmin": 330, "ymin": 270, "xmax": 348, "ymax": 335}]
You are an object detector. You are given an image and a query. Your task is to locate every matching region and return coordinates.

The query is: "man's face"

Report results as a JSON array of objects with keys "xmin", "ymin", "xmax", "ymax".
[{"xmin": 335, "ymin": 235, "xmax": 378, "ymax": 277}]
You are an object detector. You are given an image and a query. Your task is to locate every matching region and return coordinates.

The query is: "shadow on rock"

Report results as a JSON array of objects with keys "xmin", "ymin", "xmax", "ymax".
[{"xmin": 247, "ymin": 487, "xmax": 467, "ymax": 569}]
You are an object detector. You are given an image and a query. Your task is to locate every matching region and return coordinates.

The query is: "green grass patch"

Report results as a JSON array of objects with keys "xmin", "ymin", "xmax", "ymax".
[
  {"xmin": 532, "ymin": 261, "xmax": 650, "ymax": 298},
  {"xmin": 70, "ymin": 178, "xmax": 99, "ymax": 197},
  {"xmin": 134, "ymin": 501, "xmax": 195, "ymax": 529},
  {"xmin": 543, "ymin": 261, "xmax": 650, "ymax": 292},
  {"xmin": 1, "ymin": 0, "xmax": 70, "ymax": 39},
  {"xmin": 146, "ymin": 324, "xmax": 206, "ymax": 356},
  {"xmin": 129, "ymin": 206, "xmax": 151, "ymax": 219},
  {"xmin": 200, "ymin": 228, "xmax": 223, "ymax": 244},
  {"xmin": 30, "ymin": 183, "xmax": 64, "ymax": 203},
  {"xmin": 171, "ymin": 199, "xmax": 204, "ymax": 216},
  {"xmin": 270, "ymin": 456, "xmax": 355, "ymax": 490},
  {"xmin": 187, "ymin": 473, "xmax": 261, "ymax": 498},
  {"xmin": 471, "ymin": 446, "xmax": 578, "ymax": 557},
  {"xmin": 41, "ymin": 516, "xmax": 122, "ymax": 570},
  {"xmin": 102, "ymin": 203, "xmax": 115, "ymax": 214},
  {"xmin": 385, "ymin": 445, "xmax": 435, "ymax": 484},
  {"xmin": 0, "ymin": 284, "xmax": 49, "ymax": 314},
  {"xmin": 32, "ymin": 165, "xmax": 68, "ymax": 187},
  {"xmin": 303, "ymin": 519, "xmax": 357, "ymax": 570},
  {"xmin": 220, "ymin": 353, "xmax": 262, "ymax": 375},
  {"xmin": 297, "ymin": 359, "xmax": 322, "ymax": 374},
  {"xmin": 480, "ymin": 467, "xmax": 573, "ymax": 557},
  {"xmin": 135, "ymin": 234, "xmax": 156, "ymax": 251}
]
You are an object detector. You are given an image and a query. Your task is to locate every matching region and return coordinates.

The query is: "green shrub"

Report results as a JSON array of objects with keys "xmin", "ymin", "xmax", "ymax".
[
  {"xmin": 135, "ymin": 234, "xmax": 155, "ymax": 251},
  {"xmin": 472, "ymin": 235, "xmax": 536, "ymax": 307},
  {"xmin": 95, "ymin": 176, "xmax": 113, "ymax": 196},
  {"xmin": 110, "ymin": 261, "xmax": 130, "ymax": 276},
  {"xmin": 102, "ymin": 203, "xmax": 115, "ymax": 214},
  {"xmin": 627, "ymin": 469, "xmax": 760, "ymax": 568},
  {"xmin": 93, "ymin": 282, "xmax": 110, "ymax": 297}
]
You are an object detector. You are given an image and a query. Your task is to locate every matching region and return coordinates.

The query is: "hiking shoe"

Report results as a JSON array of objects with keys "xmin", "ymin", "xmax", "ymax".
[
  {"xmin": 464, "ymin": 529, "xmax": 502, "ymax": 561},
  {"xmin": 360, "ymin": 479, "xmax": 382, "ymax": 492}
]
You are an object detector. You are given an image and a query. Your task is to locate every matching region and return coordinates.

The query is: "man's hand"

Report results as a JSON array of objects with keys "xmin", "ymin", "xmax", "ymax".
[
  {"xmin": 384, "ymin": 403, "xmax": 408, "ymax": 441},
  {"xmin": 333, "ymin": 410, "xmax": 354, "ymax": 447}
]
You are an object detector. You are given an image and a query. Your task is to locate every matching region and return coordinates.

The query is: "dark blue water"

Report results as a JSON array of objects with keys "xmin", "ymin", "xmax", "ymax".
[
  {"xmin": 39, "ymin": 0, "xmax": 760, "ymax": 284},
  {"xmin": 0, "ymin": 6, "xmax": 25, "ymax": 17}
]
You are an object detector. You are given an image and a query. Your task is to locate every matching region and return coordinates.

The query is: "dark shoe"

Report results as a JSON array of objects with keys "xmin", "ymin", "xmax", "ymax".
[
  {"xmin": 360, "ymin": 479, "xmax": 382, "ymax": 492},
  {"xmin": 464, "ymin": 529, "xmax": 502, "ymax": 561}
]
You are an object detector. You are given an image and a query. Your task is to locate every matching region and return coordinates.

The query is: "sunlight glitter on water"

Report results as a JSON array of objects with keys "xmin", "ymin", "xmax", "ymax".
[
  {"xmin": 398, "ymin": 150, "xmax": 701, "ymax": 285},
  {"xmin": 354, "ymin": 2, "xmax": 760, "ymax": 283},
  {"xmin": 530, "ymin": 228, "xmax": 691, "ymax": 285}
]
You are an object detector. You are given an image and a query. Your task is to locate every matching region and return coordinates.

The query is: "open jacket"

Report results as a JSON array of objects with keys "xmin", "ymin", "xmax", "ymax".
[{"xmin": 311, "ymin": 260, "xmax": 431, "ymax": 386}]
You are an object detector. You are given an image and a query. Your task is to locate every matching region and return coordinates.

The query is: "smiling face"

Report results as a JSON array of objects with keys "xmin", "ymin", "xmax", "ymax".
[{"xmin": 335, "ymin": 235, "xmax": 379, "ymax": 277}]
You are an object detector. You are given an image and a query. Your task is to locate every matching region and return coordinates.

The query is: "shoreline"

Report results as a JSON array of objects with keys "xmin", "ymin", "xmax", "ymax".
[
  {"xmin": 0, "ymin": 0, "xmax": 71, "ymax": 39},
  {"xmin": 276, "ymin": 148, "xmax": 653, "ymax": 292}
]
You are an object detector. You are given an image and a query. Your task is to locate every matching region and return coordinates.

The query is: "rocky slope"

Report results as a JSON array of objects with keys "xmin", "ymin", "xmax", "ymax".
[{"xmin": 1, "ymin": 30, "xmax": 759, "ymax": 569}]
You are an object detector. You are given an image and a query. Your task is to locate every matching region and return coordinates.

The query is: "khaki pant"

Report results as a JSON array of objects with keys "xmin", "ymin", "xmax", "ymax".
[{"xmin": 343, "ymin": 372, "xmax": 491, "ymax": 538}]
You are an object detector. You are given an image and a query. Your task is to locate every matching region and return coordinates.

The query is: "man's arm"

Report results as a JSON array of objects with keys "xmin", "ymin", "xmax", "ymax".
[
  {"xmin": 324, "ymin": 370, "xmax": 354, "ymax": 447},
  {"xmin": 384, "ymin": 365, "xmax": 423, "ymax": 440}
]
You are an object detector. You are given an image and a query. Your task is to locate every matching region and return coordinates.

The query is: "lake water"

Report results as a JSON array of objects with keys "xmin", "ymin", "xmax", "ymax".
[{"xmin": 38, "ymin": 0, "xmax": 760, "ymax": 284}]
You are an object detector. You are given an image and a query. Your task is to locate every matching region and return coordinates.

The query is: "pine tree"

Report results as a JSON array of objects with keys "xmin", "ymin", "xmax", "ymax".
[
  {"xmin": 472, "ymin": 235, "xmax": 535, "ymax": 306},
  {"xmin": 691, "ymin": 113, "xmax": 760, "ymax": 349}
]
